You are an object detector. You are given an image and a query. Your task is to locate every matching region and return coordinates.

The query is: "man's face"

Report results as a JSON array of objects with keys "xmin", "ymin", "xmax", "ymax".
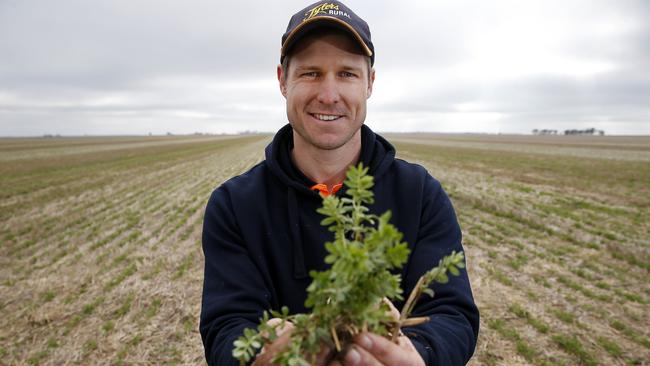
[{"xmin": 277, "ymin": 32, "xmax": 374, "ymax": 151}]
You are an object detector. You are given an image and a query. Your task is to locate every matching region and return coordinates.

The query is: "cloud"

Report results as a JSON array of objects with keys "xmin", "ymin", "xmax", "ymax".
[{"xmin": 0, "ymin": 0, "xmax": 648, "ymax": 135}]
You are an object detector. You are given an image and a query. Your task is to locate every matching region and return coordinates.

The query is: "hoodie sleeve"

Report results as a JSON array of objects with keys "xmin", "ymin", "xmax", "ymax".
[
  {"xmin": 200, "ymin": 186, "xmax": 271, "ymax": 366},
  {"xmin": 404, "ymin": 174, "xmax": 480, "ymax": 366}
]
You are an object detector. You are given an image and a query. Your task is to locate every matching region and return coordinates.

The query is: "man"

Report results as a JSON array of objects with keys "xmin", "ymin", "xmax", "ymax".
[{"xmin": 200, "ymin": 1, "xmax": 479, "ymax": 365}]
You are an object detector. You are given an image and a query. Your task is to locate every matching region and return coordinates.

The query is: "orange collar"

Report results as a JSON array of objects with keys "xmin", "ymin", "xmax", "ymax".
[{"xmin": 311, "ymin": 183, "xmax": 343, "ymax": 197}]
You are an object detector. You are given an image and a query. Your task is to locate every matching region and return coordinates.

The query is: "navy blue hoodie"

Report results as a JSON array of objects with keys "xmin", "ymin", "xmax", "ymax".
[{"xmin": 200, "ymin": 124, "xmax": 479, "ymax": 365}]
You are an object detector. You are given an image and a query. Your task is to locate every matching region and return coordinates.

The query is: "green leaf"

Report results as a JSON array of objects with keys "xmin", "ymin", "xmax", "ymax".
[
  {"xmin": 233, "ymin": 340, "xmax": 246, "ymax": 348},
  {"xmin": 422, "ymin": 288, "xmax": 435, "ymax": 297},
  {"xmin": 449, "ymin": 265, "xmax": 460, "ymax": 276}
]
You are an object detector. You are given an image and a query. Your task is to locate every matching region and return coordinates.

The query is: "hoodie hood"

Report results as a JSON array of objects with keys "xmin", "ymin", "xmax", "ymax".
[
  {"xmin": 264, "ymin": 123, "xmax": 396, "ymax": 279},
  {"xmin": 265, "ymin": 123, "xmax": 396, "ymax": 194}
]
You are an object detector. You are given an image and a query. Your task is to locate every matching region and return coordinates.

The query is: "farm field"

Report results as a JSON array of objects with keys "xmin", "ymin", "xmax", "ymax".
[{"xmin": 1, "ymin": 132, "xmax": 649, "ymax": 365}]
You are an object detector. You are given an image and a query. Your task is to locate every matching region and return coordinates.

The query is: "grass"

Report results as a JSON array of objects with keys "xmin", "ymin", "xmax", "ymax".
[
  {"xmin": 102, "ymin": 320, "xmax": 115, "ymax": 333},
  {"xmin": 84, "ymin": 339, "xmax": 98, "ymax": 352},
  {"xmin": 507, "ymin": 254, "xmax": 529, "ymax": 270},
  {"xmin": 596, "ymin": 336, "xmax": 622, "ymax": 358},
  {"xmin": 487, "ymin": 319, "xmax": 538, "ymax": 363},
  {"xmin": 114, "ymin": 293, "xmax": 134, "ymax": 318},
  {"xmin": 173, "ymin": 254, "xmax": 194, "ymax": 280},
  {"xmin": 392, "ymin": 134, "xmax": 650, "ymax": 365},
  {"xmin": 46, "ymin": 338, "xmax": 59, "ymax": 349},
  {"xmin": 552, "ymin": 334, "xmax": 597, "ymax": 366},
  {"xmin": 143, "ymin": 298, "xmax": 163, "ymax": 319},
  {"xmin": 610, "ymin": 319, "xmax": 650, "ymax": 348},
  {"xmin": 488, "ymin": 268, "xmax": 514, "ymax": 287},
  {"xmin": 550, "ymin": 308, "xmax": 576, "ymax": 324},
  {"xmin": 27, "ymin": 350, "xmax": 48, "ymax": 366},
  {"xmin": 41, "ymin": 290, "xmax": 55, "ymax": 303},
  {"xmin": 509, "ymin": 303, "xmax": 549, "ymax": 334},
  {"xmin": 104, "ymin": 263, "xmax": 137, "ymax": 291},
  {"xmin": 2, "ymin": 133, "xmax": 648, "ymax": 364},
  {"xmin": 1, "ymin": 134, "xmax": 270, "ymax": 364}
]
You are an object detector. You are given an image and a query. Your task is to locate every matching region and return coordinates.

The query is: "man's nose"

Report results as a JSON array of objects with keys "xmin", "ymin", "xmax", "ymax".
[{"xmin": 317, "ymin": 75, "xmax": 340, "ymax": 105}]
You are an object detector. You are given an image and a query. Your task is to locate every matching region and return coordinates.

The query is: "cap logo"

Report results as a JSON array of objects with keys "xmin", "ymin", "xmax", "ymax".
[{"xmin": 304, "ymin": 3, "xmax": 350, "ymax": 21}]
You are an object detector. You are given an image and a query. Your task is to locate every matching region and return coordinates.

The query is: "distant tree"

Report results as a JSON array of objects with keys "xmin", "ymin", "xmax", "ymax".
[
  {"xmin": 537, "ymin": 129, "xmax": 558, "ymax": 135},
  {"xmin": 563, "ymin": 128, "xmax": 604, "ymax": 136}
]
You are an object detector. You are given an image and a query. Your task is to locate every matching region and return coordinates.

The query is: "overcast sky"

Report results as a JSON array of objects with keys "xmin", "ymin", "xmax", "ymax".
[{"xmin": 1, "ymin": 0, "xmax": 649, "ymax": 136}]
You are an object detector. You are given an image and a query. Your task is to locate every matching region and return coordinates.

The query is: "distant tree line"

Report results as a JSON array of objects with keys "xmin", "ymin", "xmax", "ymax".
[
  {"xmin": 532, "ymin": 128, "xmax": 605, "ymax": 136},
  {"xmin": 532, "ymin": 129, "xmax": 558, "ymax": 135},
  {"xmin": 563, "ymin": 128, "xmax": 605, "ymax": 135}
]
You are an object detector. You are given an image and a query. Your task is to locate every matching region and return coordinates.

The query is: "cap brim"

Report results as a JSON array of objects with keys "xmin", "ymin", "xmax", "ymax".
[{"xmin": 281, "ymin": 16, "xmax": 372, "ymax": 59}]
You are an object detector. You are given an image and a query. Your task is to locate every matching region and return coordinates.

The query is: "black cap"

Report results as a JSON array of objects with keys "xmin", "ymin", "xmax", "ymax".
[{"xmin": 281, "ymin": 1, "xmax": 374, "ymax": 65}]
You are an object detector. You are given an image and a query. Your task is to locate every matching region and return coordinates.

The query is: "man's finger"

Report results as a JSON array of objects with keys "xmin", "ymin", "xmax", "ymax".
[
  {"xmin": 355, "ymin": 334, "xmax": 391, "ymax": 363},
  {"xmin": 341, "ymin": 345, "xmax": 382, "ymax": 366},
  {"xmin": 315, "ymin": 343, "xmax": 335, "ymax": 366},
  {"xmin": 253, "ymin": 325, "xmax": 294, "ymax": 366},
  {"xmin": 253, "ymin": 334, "xmax": 289, "ymax": 365},
  {"xmin": 351, "ymin": 333, "xmax": 424, "ymax": 366}
]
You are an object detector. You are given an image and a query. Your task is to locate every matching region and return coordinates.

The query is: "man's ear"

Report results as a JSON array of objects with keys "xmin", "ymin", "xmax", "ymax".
[
  {"xmin": 366, "ymin": 68, "xmax": 375, "ymax": 99},
  {"xmin": 277, "ymin": 65, "xmax": 287, "ymax": 97}
]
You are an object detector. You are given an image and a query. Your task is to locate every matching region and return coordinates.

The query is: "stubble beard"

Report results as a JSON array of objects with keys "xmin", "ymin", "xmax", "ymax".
[{"xmin": 294, "ymin": 126, "xmax": 357, "ymax": 151}]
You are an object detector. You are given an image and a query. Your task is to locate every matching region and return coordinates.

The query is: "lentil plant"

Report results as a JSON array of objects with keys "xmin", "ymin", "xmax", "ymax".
[{"xmin": 233, "ymin": 164, "xmax": 464, "ymax": 365}]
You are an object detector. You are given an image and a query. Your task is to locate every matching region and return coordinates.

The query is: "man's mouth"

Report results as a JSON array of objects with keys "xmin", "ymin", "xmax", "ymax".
[{"xmin": 311, "ymin": 113, "xmax": 343, "ymax": 121}]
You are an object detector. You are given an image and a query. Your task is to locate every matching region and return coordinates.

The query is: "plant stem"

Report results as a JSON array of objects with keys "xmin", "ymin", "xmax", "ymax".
[
  {"xmin": 391, "ymin": 276, "xmax": 427, "ymax": 342},
  {"xmin": 401, "ymin": 317, "xmax": 429, "ymax": 327},
  {"xmin": 331, "ymin": 326, "xmax": 341, "ymax": 351}
]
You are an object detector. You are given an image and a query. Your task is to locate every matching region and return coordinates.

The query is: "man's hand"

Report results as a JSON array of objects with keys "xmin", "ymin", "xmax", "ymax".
[
  {"xmin": 252, "ymin": 318, "xmax": 333, "ymax": 366},
  {"xmin": 252, "ymin": 318, "xmax": 294, "ymax": 366},
  {"xmin": 327, "ymin": 297, "xmax": 425, "ymax": 366},
  {"xmin": 330, "ymin": 332, "xmax": 425, "ymax": 366}
]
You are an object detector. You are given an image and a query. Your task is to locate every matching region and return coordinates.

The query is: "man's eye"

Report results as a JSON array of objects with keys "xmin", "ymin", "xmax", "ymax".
[
  {"xmin": 302, "ymin": 72, "xmax": 318, "ymax": 77},
  {"xmin": 341, "ymin": 71, "xmax": 356, "ymax": 78}
]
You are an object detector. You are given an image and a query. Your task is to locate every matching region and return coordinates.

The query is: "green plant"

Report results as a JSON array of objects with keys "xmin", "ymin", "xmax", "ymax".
[
  {"xmin": 233, "ymin": 164, "xmax": 465, "ymax": 365},
  {"xmin": 596, "ymin": 336, "xmax": 621, "ymax": 358},
  {"xmin": 552, "ymin": 334, "xmax": 597, "ymax": 366}
]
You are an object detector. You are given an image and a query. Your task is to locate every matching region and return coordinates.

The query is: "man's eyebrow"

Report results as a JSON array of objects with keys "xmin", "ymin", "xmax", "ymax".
[
  {"xmin": 341, "ymin": 65, "xmax": 363, "ymax": 72},
  {"xmin": 293, "ymin": 65, "xmax": 321, "ymax": 72},
  {"xmin": 291, "ymin": 65, "xmax": 364, "ymax": 76}
]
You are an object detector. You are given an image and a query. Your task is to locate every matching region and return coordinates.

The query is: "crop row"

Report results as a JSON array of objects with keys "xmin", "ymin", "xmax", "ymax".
[
  {"xmin": 0, "ymin": 136, "xmax": 268, "ymax": 364},
  {"xmin": 394, "ymin": 140, "xmax": 649, "ymax": 366}
]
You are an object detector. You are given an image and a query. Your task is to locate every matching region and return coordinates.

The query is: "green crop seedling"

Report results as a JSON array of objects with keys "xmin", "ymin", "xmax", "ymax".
[{"xmin": 233, "ymin": 163, "xmax": 465, "ymax": 365}]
